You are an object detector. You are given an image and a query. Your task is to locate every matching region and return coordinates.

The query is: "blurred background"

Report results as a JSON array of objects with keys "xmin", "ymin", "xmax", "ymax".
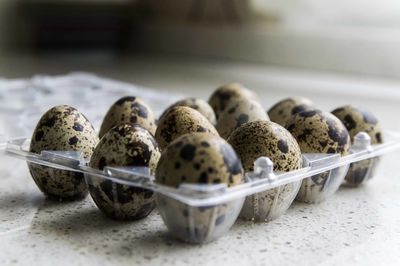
[
  {"xmin": 2, "ymin": 0, "xmax": 400, "ymax": 78},
  {"xmin": 1, "ymin": 0, "xmax": 400, "ymax": 129}
]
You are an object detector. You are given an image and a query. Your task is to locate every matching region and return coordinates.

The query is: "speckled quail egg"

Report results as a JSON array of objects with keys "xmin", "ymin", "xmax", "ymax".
[
  {"xmin": 88, "ymin": 123, "xmax": 161, "ymax": 220},
  {"xmin": 332, "ymin": 105, "xmax": 383, "ymax": 144},
  {"xmin": 155, "ymin": 132, "xmax": 245, "ymax": 243},
  {"xmin": 156, "ymin": 132, "xmax": 244, "ymax": 187},
  {"xmin": 208, "ymin": 83, "xmax": 257, "ymax": 120},
  {"xmin": 227, "ymin": 120, "xmax": 303, "ymax": 222},
  {"xmin": 99, "ymin": 96, "xmax": 157, "ymax": 138},
  {"xmin": 216, "ymin": 99, "xmax": 270, "ymax": 139},
  {"xmin": 286, "ymin": 109, "xmax": 351, "ymax": 203},
  {"xmin": 29, "ymin": 105, "xmax": 99, "ymax": 200},
  {"xmin": 268, "ymin": 97, "xmax": 314, "ymax": 127},
  {"xmin": 286, "ymin": 109, "xmax": 350, "ymax": 155},
  {"xmin": 155, "ymin": 106, "xmax": 218, "ymax": 150},
  {"xmin": 332, "ymin": 105, "xmax": 384, "ymax": 186},
  {"xmin": 161, "ymin": 98, "xmax": 217, "ymax": 126},
  {"xmin": 228, "ymin": 121, "xmax": 302, "ymax": 172}
]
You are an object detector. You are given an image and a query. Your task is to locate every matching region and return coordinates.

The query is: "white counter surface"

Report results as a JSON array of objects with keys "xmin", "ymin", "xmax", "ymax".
[{"xmin": 0, "ymin": 53, "xmax": 399, "ymax": 266}]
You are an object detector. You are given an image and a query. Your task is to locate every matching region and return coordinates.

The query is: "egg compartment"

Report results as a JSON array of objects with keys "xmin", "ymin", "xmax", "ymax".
[
  {"xmin": 240, "ymin": 157, "xmax": 303, "ymax": 222},
  {"xmin": 295, "ymin": 153, "xmax": 350, "ymax": 203},
  {"xmin": 156, "ymin": 184, "xmax": 245, "ymax": 243},
  {"xmin": 4, "ymin": 130, "xmax": 400, "ymax": 243},
  {"xmin": 85, "ymin": 167, "xmax": 157, "ymax": 221},
  {"xmin": 343, "ymin": 132, "xmax": 382, "ymax": 187},
  {"xmin": 345, "ymin": 157, "xmax": 381, "ymax": 186}
]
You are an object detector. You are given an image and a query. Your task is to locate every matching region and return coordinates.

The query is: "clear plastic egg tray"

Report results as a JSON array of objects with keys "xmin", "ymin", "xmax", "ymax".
[
  {"xmin": 1, "ymin": 73, "xmax": 400, "ymax": 244},
  {"xmin": 0, "ymin": 72, "xmax": 182, "ymax": 139}
]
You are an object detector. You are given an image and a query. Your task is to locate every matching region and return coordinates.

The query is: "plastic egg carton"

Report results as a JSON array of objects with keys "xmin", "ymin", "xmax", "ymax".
[
  {"xmin": 1, "ymin": 73, "xmax": 400, "ymax": 244},
  {"xmin": 0, "ymin": 72, "xmax": 182, "ymax": 139},
  {"xmin": 4, "ymin": 130, "xmax": 400, "ymax": 243}
]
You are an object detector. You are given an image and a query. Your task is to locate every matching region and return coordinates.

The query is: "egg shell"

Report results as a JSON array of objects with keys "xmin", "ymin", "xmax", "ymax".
[
  {"xmin": 332, "ymin": 105, "xmax": 383, "ymax": 186},
  {"xmin": 155, "ymin": 132, "xmax": 244, "ymax": 243},
  {"xmin": 216, "ymin": 99, "xmax": 269, "ymax": 139},
  {"xmin": 208, "ymin": 83, "xmax": 257, "ymax": 120},
  {"xmin": 99, "ymin": 96, "xmax": 157, "ymax": 138},
  {"xmin": 88, "ymin": 123, "xmax": 160, "ymax": 220},
  {"xmin": 286, "ymin": 109, "xmax": 351, "ymax": 155},
  {"xmin": 29, "ymin": 105, "xmax": 99, "ymax": 200},
  {"xmin": 268, "ymin": 97, "xmax": 314, "ymax": 127},
  {"xmin": 331, "ymin": 105, "xmax": 383, "ymax": 144},
  {"xmin": 286, "ymin": 109, "xmax": 351, "ymax": 203},
  {"xmin": 227, "ymin": 120, "xmax": 303, "ymax": 222},
  {"xmin": 161, "ymin": 98, "xmax": 217, "ymax": 126},
  {"xmin": 155, "ymin": 106, "xmax": 218, "ymax": 150},
  {"xmin": 228, "ymin": 120, "xmax": 302, "ymax": 172},
  {"xmin": 156, "ymin": 132, "xmax": 244, "ymax": 187}
]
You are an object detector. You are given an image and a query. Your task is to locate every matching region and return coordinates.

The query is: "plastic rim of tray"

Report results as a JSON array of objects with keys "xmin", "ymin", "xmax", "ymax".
[{"xmin": 4, "ymin": 130, "xmax": 400, "ymax": 207}]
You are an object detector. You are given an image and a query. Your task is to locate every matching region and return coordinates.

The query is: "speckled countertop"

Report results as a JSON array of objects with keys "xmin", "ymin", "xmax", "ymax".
[{"xmin": 1, "ymin": 54, "xmax": 400, "ymax": 266}]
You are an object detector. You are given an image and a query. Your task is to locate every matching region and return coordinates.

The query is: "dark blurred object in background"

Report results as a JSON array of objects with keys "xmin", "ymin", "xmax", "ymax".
[
  {"xmin": 1, "ymin": 0, "xmax": 249, "ymax": 52},
  {"xmin": 20, "ymin": 0, "xmax": 136, "ymax": 51}
]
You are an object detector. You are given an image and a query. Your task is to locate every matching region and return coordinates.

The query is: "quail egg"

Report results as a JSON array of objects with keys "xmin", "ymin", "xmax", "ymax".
[
  {"xmin": 99, "ymin": 96, "xmax": 157, "ymax": 138},
  {"xmin": 216, "ymin": 99, "xmax": 270, "ymax": 139},
  {"xmin": 208, "ymin": 83, "xmax": 257, "ymax": 120},
  {"xmin": 332, "ymin": 105, "xmax": 383, "ymax": 144},
  {"xmin": 286, "ymin": 109, "xmax": 351, "ymax": 203},
  {"xmin": 155, "ymin": 106, "xmax": 218, "ymax": 150},
  {"xmin": 155, "ymin": 132, "xmax": 245, "ymax": 243},
  {"xmin": 161, "ymin": 98, "xmax": 217, "ymax": 126},
  {"xmin": 29, "ymin": 105, "xmax": 99, "ymax": 200},
  {"xmin": 88, "ymin": 123, "xmax": 161, "ymax": 220},
  {"xmin": 332, "ymin": 105, "xmax": 384, "ymax": 186},
  {"xmin": 156, "ymin": 132, "xmax": 244, "ymax": 187},
  {"xmin": 268, "ymin": 97, "xmax": 314, "ymax": 127},
  {"xmin": 228, "ymin": 120, "xmax": 303, "ymax": 222}
]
